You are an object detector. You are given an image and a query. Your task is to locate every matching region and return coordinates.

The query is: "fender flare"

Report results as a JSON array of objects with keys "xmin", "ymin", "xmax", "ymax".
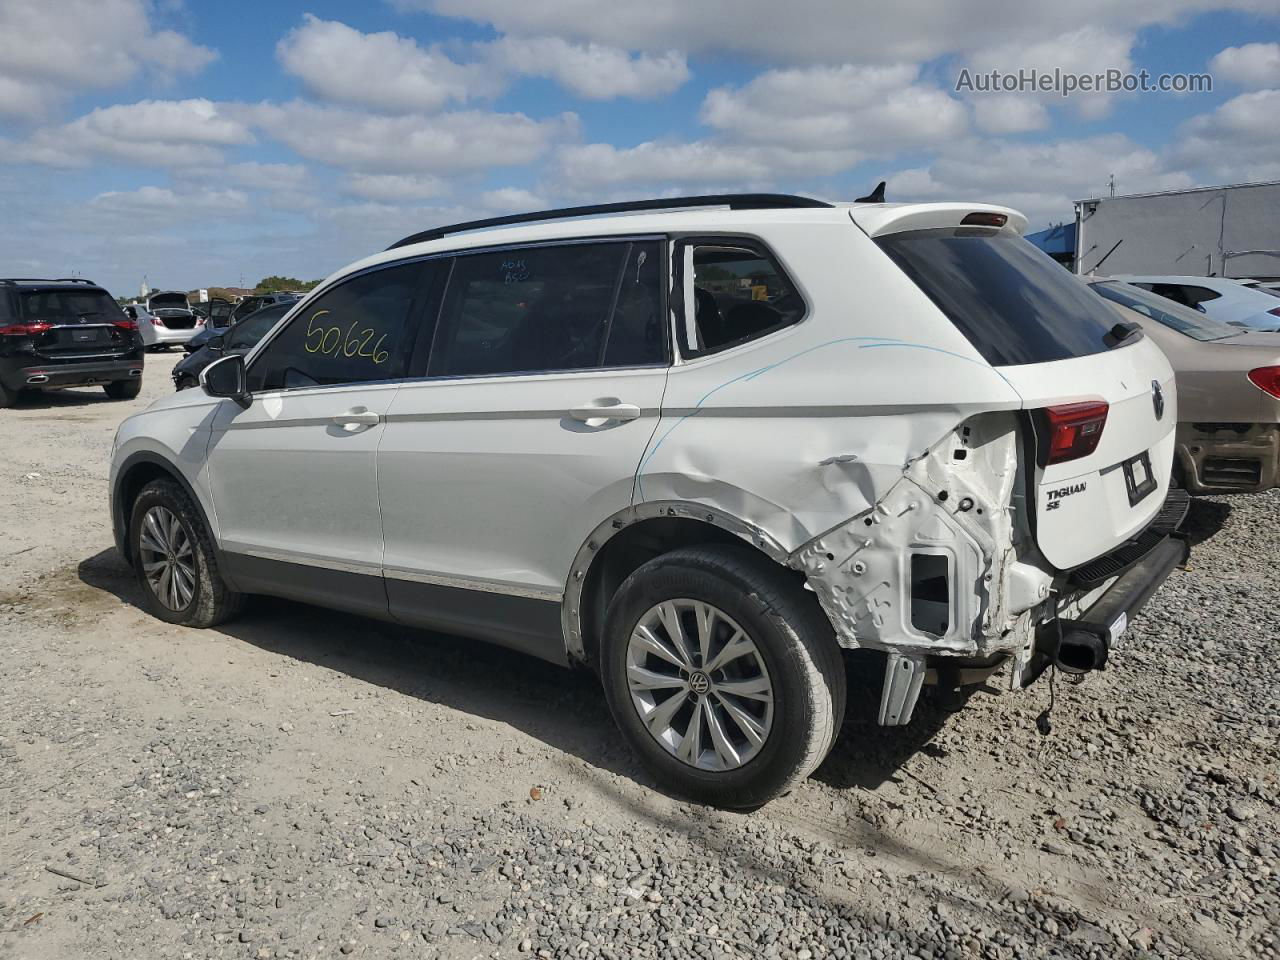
[{"xmin": 560, "ymin": 499, "xmax": 791, "ymax": 662}]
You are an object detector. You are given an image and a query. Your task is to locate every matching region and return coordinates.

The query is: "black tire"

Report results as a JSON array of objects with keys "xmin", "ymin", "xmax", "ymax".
[
  {"xmin": 601, "ymin": 544, "xmax": 846, "ymax": 809},
  {"xmin": 105, "ymin": 379, "xmax": 142, "ymax": 400},
  {"xmin": 0, "ymin": 381, "xmax": 14, "ymax": 408},
  {"xmin": 174, "ymin": 373, "xmax": 198, "ymax": 391},
  {"xmin": 128, "ymin": 478, "xmax": 244, "ymax": 628}
]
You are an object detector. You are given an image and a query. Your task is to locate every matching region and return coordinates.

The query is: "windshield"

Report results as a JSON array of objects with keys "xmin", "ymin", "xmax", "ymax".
[
  {"xmin": 19, "ymin": 289, "xmax": 126, "ymax": 322},
  {"xmin": 875, "ymin": 228, "xmax": 1119, "ymax": 366},
  {"xmin": 1091, "ymin": 281, "xmax": 1239, "ymax": 341}
]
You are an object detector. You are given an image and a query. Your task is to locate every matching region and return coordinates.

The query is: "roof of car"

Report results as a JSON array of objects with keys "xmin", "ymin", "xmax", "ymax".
[
  {"xmin": 0, "ymin": 277, "xmax": 105, "ymax": 290},
  {"xmin": 336, "ymin": 197, "xmax": 1025, "ymax": 288}
]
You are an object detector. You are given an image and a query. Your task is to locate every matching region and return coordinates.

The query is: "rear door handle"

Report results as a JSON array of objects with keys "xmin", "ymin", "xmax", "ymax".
[
  {"xmin": 331, "ymin": 408, "xmax": 381, "ymax": 431},
  {"xmin": 569, "ymin": 400, "xmax": 642, "ymax": 425}
]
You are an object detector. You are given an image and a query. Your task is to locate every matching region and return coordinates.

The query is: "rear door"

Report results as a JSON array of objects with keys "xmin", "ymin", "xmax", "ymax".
[
  {"xmin": 377, "ymin": 237, "xmax": 668, "ymax": 655},
  {"xmin": 871, "ymin": 216, "xmax": 1176, "ymax": 570}
]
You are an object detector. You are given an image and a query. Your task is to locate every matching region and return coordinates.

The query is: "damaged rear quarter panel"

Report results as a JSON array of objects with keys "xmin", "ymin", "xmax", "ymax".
[{"xmin": 636, "ymin": 221, "xmax": 1025, "ymax": 655}]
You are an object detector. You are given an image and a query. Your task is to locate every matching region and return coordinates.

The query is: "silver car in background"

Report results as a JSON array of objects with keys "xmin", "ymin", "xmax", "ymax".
[{"xmin": 1093, "ymin": 279, "xmax": 1280, "ymax": 494}]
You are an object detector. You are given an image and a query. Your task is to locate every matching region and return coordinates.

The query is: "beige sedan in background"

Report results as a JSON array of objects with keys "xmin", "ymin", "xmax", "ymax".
[{"xmin": 1092, "ymin": 279, "xmax": 1280, "ymax": 495}]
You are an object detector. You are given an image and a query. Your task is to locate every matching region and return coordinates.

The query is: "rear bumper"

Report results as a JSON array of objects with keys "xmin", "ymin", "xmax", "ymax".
[
  {"xmin": 3, "ymin": 357, "xmax": 143, "ymax": 389},
  {"xmin": 1176, "ymin": 422, "xmax": 1280, "ymax": 494},
  {"xmin": 1021, "ymin": 532, "xmax": 1189, "ymax": 686},
  {"xmin": 143, "ymin": 326, "xmax": 201, "ymax": 346}
]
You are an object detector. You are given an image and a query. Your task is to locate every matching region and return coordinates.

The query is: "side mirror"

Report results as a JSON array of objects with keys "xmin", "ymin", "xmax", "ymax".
[{"xmin": 201, "ymin": 353, "xmax": 250, "ymax": 407}]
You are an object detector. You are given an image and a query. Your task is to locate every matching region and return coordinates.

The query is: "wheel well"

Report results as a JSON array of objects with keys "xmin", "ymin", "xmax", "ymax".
[
  {"xmin": 577, "ymin": 517, "xmax": 797, "ymax": 669},
  {"xmin": 115, "ymin": 460, "xmax": 182, "ymax": 563}
]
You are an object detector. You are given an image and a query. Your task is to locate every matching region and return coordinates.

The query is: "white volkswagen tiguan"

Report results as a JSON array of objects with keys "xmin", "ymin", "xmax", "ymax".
[{"xmin": 110, "ymin": 194, "xmax": 1189, "ymax": 807}]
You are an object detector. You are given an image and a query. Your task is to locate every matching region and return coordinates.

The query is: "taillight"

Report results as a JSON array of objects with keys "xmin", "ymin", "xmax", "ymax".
[
  {"xmin": 1268, "ymin": 306, "xmax": 1280, "ymax": 318},
  {"xmin": 0, "ymin": 322, "xmax": 53, "ymax": 336},
  {"xmin": 114, "ymin": 319, "xmax": 138, "ymax": 332},
  {"xmin": 961, "ymin": 211, "xmax": 1008, "ymax": 227},
  {"xmin": 1042, "ymin": 401, "xmax": 1108, "ymax": 465},
  {"xmin": 1248, "ymin": 366, "xmax": 1280, "ymax": 398},
  {"xmin": 151, "ymin": 315, "xmax": 166, "ymax": 327}
]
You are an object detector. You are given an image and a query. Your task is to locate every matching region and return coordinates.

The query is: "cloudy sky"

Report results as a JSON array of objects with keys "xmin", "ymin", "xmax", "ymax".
[{"xmin": 1, "ymin": 0, "xmax": 1278, "ymax": 296}]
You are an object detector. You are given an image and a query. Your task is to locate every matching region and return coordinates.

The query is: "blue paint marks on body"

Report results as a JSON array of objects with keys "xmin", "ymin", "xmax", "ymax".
[{"xmin": 634, "ymin": 337, "xmax": 1012, "ymax": 499}]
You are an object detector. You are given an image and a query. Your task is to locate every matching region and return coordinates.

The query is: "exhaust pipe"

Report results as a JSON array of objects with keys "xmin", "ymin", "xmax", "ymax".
[
  {"xmin": 129, "ymin": 368, "xmax": 143, "ymax": 377},
  {"xmin": 26, "ymin": 374, "xmax": 49, "ymax": 384}
]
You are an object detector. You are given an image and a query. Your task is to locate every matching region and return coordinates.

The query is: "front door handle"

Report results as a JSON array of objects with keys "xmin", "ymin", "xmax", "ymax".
[
  {"xmin": 569, "ymin": 399, "xmax": 642, "ymax": 426},
  {"xmin": 331, "ymin": 408, "xmax": 381, "ymax": 431}
]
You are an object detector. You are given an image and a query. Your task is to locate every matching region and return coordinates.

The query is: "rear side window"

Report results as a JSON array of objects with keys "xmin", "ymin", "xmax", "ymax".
[
  {"xmin": 428, "ymin": 239, "xmax": 665, "ymax": 378},
  {"xmin": 247, "ymin": 262, "xmax": 431, "ymax": 391},
  {"xmin": 19, "ymin": 289, "xmax": 125, "ymax": 322},
  {"xmin": 685, "ymin": 241, "xmax": 804, "ymax": 355},
  {"xmin": 876, "ymin": 228, "xmax": 1119, "ymax": 367}
]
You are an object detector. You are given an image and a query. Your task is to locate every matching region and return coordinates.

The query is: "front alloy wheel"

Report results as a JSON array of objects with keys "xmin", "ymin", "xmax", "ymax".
[
  {"xmin": 138, "ymin": 505, "xmax": 197, "ymax": 611},
  {"xmin": 627, "ymin": 599, "xmax": 774, "ymax": 771}
]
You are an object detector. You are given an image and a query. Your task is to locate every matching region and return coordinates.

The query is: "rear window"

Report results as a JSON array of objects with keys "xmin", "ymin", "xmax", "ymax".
[
  {"xmin": 19, "ymin": 289, "xmax": 126, "ymax": 322},
  {"xmin": 1091, "ymin": 281, "xmax": 1238, "ymax": 342},
  {"xmin": 875, "ymin": 228, "xmax": 1120, "ymax": 367}
]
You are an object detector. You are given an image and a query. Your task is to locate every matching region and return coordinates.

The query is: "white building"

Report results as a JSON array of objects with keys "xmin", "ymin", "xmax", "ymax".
[{"xmin": 1074, "ymin": 180, "xmax": 1280, "ymax": 281}]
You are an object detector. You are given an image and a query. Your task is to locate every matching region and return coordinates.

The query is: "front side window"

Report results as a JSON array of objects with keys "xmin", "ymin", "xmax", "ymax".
[
  {"xmin": 247, "ymin": 262, "xmax": 428, "ymax": 391},
  {"xmin": 227, "ymin": 304, "xmax": 288, "ymax": 350},
  {"xmin": 428, "ymin": 240, "xmax": 664, "ymax": 378},
  {"xmin": 686, "ymin": 242, "xmax": 804, "ymax": 355}
]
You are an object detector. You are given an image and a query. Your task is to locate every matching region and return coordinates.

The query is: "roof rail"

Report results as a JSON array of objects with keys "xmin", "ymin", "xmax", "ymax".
[
  {"xmin": 0, "ymin": 277, "xmax": 97, "ymax": 285},
  {"xmin": 387, "ymin": 193, "xmax": 834, "ymax": 250}
]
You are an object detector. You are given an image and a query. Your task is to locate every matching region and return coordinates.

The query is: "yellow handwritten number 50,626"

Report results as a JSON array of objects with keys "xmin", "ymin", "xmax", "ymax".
[{"xmin": 303, "ymin": 310, "xmax": 390, "ymax": 365}]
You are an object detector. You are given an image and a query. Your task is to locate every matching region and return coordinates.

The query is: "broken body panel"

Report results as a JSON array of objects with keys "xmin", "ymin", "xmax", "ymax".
[{"xmin": 629, "ymin": 207, "xmax": 1179, "ymax": 722}]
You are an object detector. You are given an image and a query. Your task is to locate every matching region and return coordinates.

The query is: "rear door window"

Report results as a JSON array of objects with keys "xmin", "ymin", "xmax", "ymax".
[
  {"xmin": 875, "ymin": 228, "xmax": 1120, "ymax": 367},
  {"xmin": 426, "ymin": 239, "xmax": 666, "ymax": 378}
]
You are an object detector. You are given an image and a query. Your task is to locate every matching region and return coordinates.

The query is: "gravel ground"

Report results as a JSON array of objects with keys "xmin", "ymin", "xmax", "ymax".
[{"xmin": 1, "ymin": 356, "xmax": 1276, "ymax": 960}]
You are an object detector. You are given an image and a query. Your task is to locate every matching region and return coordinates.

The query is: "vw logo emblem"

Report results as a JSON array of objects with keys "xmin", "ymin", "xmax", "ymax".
[
  {"xmin": 1151, "ymin": 380, "xmax": 1165, "ymax": 421},
  {"xmin": 688, "ymin": 671, "xmax": 711, "ymax": 695}
]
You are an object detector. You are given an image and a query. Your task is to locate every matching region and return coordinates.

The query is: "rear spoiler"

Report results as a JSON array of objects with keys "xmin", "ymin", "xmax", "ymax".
[{"xmin": 849, "ymin": 202, "xmax": 1027, "ymax": 239}]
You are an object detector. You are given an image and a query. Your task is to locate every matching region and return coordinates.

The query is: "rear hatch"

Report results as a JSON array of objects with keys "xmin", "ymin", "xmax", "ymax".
[
  {"xmin": 864, "ymin": 206, "xmax": 1177, "ymax": 570},
  {"xmin": 16, "ymin": 287, "xmax": 137, "ymax": 361}
]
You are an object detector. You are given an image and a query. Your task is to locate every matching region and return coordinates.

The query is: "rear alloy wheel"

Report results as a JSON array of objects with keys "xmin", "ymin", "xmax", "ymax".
[
  {"xmin": 602, "ymin": 544, "xmax": 845, "ymax": 809},
  {"xmin": 129, "ymin": 479, "xmax": 244, "ymax": 628},
  {"xmin": 105, "ymin": 379, "xmax": 141, "ymax": 400}
]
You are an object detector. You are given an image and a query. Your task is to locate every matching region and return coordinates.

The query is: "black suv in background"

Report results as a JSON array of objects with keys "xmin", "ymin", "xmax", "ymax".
[
  {"xmin": 0, "ymin": 278, "xmax": 144, "ymax": 407},
  {"xmin": 230, "ymin": 292, "xmax": 299, "ymax": 323}
]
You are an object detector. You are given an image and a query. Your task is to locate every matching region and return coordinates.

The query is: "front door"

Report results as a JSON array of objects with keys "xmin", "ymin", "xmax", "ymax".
[
  {"xmin": 378, "ymin": 238, "xmax": 669, "ymax": 658},
  {"xmin": 206, "ymin": 259, "xmax": 439, "ymax": 615}
]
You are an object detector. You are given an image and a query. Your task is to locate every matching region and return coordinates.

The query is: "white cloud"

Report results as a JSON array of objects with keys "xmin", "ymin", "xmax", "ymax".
[
  {"xmin": 479, "ymin": 187, "xmax": 545, "ymax": 211},
  {"xmin": 1176, "ymin": 89, "xmax": 1280, "ymax": 182},
  {"xmin": 4, "ymin": 99, "xmax": 254, "ymax": 169},
  {"xmin": 971, "ymin": 96, "xmax": 1049, "ymax": 133},
  {"xmin": 1209, "ymin": 42, "xmax": 1280, "ymax": 88},
  {"xmin": 886, "ymin": 134, "xmax": 1194, "ymax": 226},
  {"xmin": 556, "ymin": 140, "xmax": 861, "ymax": 189},
  {"xmin": 276, "ymin": 15, "xmax": 492, "ymax": 113},
  {"xmin": 344, "ymin": 173, "xmax": 449, "ymax": 202},
  {"xmin": 243, "ymin": 101, "xmax": 575, "ymax": 176},
  {"xmin": 406, "ymin": 0, "xmax": 1277, "ymax": 65},
  {"xmin": 221, "ymin": 162, "xmax": 311, "ymax": 192},
  {"xmin": 701, "ymin": 64, "xmax": 967, "ymax": 152},
  {"xmin": 0, "ymin": 0, "xmax": 215, "ymax": 119},
  {"xmin": 485, "ymin": 36, "xmax": 688, "ymax": 99},
  {"xmin": 88, "ymin": 185, "xmax": 249, "ymax": 222}
]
